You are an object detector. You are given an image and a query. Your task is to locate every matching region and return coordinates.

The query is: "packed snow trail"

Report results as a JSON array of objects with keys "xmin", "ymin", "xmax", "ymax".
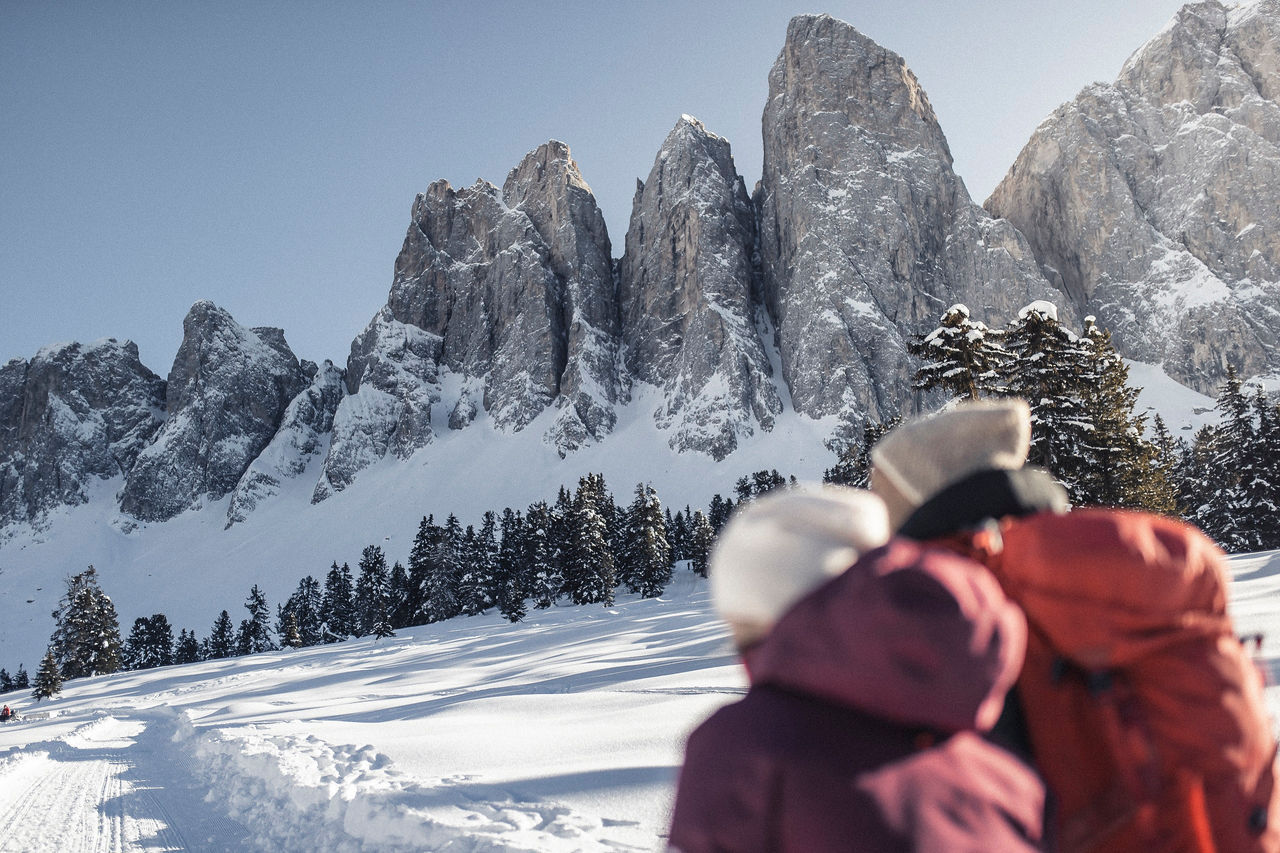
[{"xmin": 0, "ymin": 715, "xmax": 250, "ymax": 852}]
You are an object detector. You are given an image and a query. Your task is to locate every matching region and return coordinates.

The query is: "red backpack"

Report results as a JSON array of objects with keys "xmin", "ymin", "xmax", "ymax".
[{"xmin": 964, "ymin": 509, "xmax": 1279, "ymax": 852}]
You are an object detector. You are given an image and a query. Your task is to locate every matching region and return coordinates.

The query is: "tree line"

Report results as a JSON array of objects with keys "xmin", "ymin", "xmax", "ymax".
[
  {"xmin": 22, "ymin": 475, "xmax": 794, "ymax": 700},
  {"xmin": 828, "ymin": 301, "xmax": 1280, "ymax": 553}
]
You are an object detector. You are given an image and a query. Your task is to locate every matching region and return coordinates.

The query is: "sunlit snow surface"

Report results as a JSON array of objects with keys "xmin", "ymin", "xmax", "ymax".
[
  {"xmin": 1, "ymin": 551, "xmax": 1279, "ymax": 850},
  {"xmin": 0, "ymin": 570, "xmax": 743, "ymax": 851}
]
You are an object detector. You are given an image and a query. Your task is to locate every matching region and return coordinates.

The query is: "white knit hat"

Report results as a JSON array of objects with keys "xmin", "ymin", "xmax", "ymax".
[
  {"xmin": 870, "ymin": 399, "xmax": 1032, "ymax": 514},
  {"xmin": 709, "ymin": 486, "xmax": 890, "ymax": 627}
]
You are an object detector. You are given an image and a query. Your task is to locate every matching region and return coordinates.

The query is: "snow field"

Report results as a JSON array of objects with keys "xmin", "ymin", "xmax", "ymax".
[{"xmin": 0, "ymin": 570, "xmax": 741, "ymax": 850}]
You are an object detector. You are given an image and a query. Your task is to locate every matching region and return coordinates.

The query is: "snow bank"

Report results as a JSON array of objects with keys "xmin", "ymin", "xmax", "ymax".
[{"xmin": 162, "ymin": 710, "xmax": 637, "ymax": 852}]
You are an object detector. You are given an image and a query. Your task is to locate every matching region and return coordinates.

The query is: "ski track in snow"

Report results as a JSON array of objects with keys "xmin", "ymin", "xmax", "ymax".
[{"xmin": 0, "ymin": 715, "xmax": 249, "ymax": 852}]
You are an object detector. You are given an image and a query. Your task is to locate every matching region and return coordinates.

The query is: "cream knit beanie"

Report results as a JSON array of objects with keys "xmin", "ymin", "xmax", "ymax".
[
  {"xmin": 709, "ymin": 486, "xmax": 889, "ymax": 629},
  {"xmin": 870, "ymin": 399, "xmax": 1032, "ymax": 524}
]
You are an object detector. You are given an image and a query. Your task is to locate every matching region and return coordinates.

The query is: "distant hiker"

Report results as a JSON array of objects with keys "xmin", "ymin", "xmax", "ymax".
[
  {"xmin": 668, "ymin": 486, "xmax": 1045, "ymax": 852},
  {"xmin": 871, "ymin": 398, "xmax": 1280, "ymax": 852}
]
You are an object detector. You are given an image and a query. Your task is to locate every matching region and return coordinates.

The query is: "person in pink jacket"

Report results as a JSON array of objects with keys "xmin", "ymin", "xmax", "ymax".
[{"xmin": 668, "ymin": 486, "xmax": 1045, "ymax": 852}]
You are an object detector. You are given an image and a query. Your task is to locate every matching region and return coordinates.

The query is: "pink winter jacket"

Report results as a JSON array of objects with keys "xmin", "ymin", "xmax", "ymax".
[{"xmin": 668, "ymin": 539, "xmax": 1046, "ymax": 852}]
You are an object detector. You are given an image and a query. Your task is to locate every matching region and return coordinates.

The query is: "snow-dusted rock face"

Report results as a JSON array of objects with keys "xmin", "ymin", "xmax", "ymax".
[
  {"xmin": 986, "ymin": 0, "xmax": 1280, "ymax": 393},
  {"xmin": 227, "ymin": 360, "xmax": 344, "ymax": 525},
  {"xmin": 120, "ymin": 301, "xmax": 308, "ymax": 523},
  {"xmin": 756, "ymin": 14, "xmax": 1058, "ymax": 425},
  {"xmin": 0, "ymin": 340, "xmax": 165, "ymax": 528},
  {"xmin": 619, "ymin": 116, "xmax": 781, "ymax": 459},
  {"xmin": 317, "ymin": 141, "xmax": 623, "ymax": 500},
  {"xmin": 503, "ymin": 141, "xmax": 623, "ymax": 453}
]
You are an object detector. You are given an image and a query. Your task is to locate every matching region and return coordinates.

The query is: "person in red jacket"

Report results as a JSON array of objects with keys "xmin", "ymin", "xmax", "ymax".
[{"xmin": 668, "ymin": 486, "xmax": 1046, "ymax": 852}]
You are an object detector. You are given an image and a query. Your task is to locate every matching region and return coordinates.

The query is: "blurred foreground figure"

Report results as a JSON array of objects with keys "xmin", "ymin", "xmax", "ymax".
[
  {"xmin": 668, "ymin": 486, "xmax": 1045, "ymax": 852},
  {"xmin": 872, "ymin": 399, "xmax": 1280, "ymax": 853}
]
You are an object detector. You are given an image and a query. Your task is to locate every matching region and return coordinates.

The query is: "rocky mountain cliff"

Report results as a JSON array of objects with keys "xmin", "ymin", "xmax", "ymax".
[
  {"xmin": 986, "ymin": 0, "xmax": 1280, "ymax": 393},
  {"xmin": 2, "ymin": 4, "xmax": 1272, "ymax": 533},
  {"xmin": 0, "ymin": 339, "xmax": 165, "ymax": 525},
  {"xmin": 756, "ymin": 14, "xmax": 1060, "ymax": 426},
  {"xmin": 119, "ymin": 301, "xmax": 308, "ymax": 523}
]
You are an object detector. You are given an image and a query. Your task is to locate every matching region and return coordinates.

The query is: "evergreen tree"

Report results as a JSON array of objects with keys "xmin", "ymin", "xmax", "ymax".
[
  {"xmin": 524, "ymin": 501, "xmax": 561, "ymax": 609},
  {"xmin": 405, "ymin": 516, "xmax": 438, "ymax": 625},
  {"xmin": 124, "ymin": 614, "xmax": 173, "ymax": 670},
  {"xmin": 321, "ymin": 562, "xmax": 356, "ymax": 642},
  {"xmin": 13, "ymin": 665, "xmax": 28, "ymax": 690},
  {"xmin": 1248, "ymin": 389, "xmax": 1280, "ymax": 549},
  {"xmin": 284, "ymin": 576, "xmax": 324, "ymax": 647},
  {"xmin": 355, "ymin": 544, "xmax": 395, "ymax": 638},
  {"xmin": 734, "ymin": 470, "xmax": 788, "ymax": 503},
  {"xmin": 909, "ymin": 303, "xmax": 1009, "ymax": 401},
  {"xmin": 279, "ymin": 609, "xmax": 303, "ymax": 649},
  {"xmin": 206, "ymin": 610, "xmax": 236, "ymax": 659},
  {"xmin": 1201, "ymin": 366, "xmax": 1257, "ymax": 550},
  {"xmin": 666, "ymin": 508, "xmax": 689, "ymax": 563},
  {"xmin": 174, "ymin": 629, "xmax": 201, "ymax": 664},
  {"xmin": 1072, "ymin": 317, "xmax": 1163, "ymax": 509},
  {"xmin": 688, "ymin": 510, "xmax": 715, "ymax": 578},
  {"xmin": 421, "ymin": 515, "xmax": 462, "ymax": 622},
  {"xmin": 495, "ymin": 508, "xmax": 528, "ymax": 623},
  {"xmin": 1001, "ymin": 301, "xmax": 1095, "ymax": 497},
  {"xmin": 388, "ymin": 562, "xmax": 414, "ymax": 630},
  {"xmin": 0, "ymin": 669, "xmax": 12, "ymax": 694},
  {"xmin": 707, "ymin": 494, "xmax": 734, "ymax": 534},
  {"xmin": 32, "ymin": 649, "xmax": 61, "ymax": 701},
  {"xmin": 619, "ymin": 483, "xmax": 672, "ymax": 597},
  {"xmin": 456, "ymin": 519, "xmax": 497, "ymax": 616},
  {"xmin": 50, "ymin": 565, "xmax": 123, "ymax": 680},
  {"xmin": 824, "ymin": 418, "xmax": 901, "ymax": 488},
  {"xmin": 1145, "ymin": 414, "xmax": 1186, "ymax": 518},
  {"xmin": 563, "ymin": 474, "xmax": 616, "ymax": 605},
  {"xmin": 237, "ymin": 585, "xmax": 276, "ymax": 655}
]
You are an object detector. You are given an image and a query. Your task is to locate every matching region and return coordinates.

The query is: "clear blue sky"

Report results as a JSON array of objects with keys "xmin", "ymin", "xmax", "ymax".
[{"xmin": 2, "ymin": 1, "xmax": 1190, "ymax": 372}]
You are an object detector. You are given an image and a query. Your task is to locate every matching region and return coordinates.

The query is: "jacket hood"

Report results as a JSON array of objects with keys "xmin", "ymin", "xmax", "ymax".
[{"xmin": 744, "ymin": 539, "xmax": 1026, "ymax": 733}]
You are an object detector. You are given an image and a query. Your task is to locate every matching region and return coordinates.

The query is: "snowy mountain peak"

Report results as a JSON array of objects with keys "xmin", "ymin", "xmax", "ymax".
[{"xmin": 987, "ymin": 0, "xmax": 1280, "ymax": 393}]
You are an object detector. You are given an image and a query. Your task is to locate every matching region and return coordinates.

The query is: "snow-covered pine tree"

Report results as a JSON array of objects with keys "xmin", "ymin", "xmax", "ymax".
[
  {"xmin": 421, "ymin": 516, "xmax": 462, "ymax": 623},
  {"xmin": 524, "ymin": 501, "xmax": 560, "ymax": 609},
  {"xmin": 405, "ymin": 516, "xmax": 438, "ymax": 624},
  {"xmin": 32, "ymin": 649, "xmax": 61, "ymax": 701},
  {"xmin": 279, "ymin": 609, "xmax": 303, "ymax": 649},
  {"xmin": 908, "ymin": 303, "xmax": 1009, "ymax": 401},
  {"xmin": 174, "ymin": 629, "xmax": 201, "ymax": 664},
  {"xmin": 734, "ymin": 470, "xmax": 788, "ymax": 503},
  {"xmin": 619, "ymin": 483, "xmax": 672, "ymax": 597},
  {"xmin": 238, "ymin": 584, "xmax": 276, "ymax": 655},
  {"xmin": 1001, "ymin": 301, "xmax": 1096, "ymax": 498},
  {"xmin": 458, "ymin": 514, "xmax": 499, "ymax": 616},
  {"xmin": 1142, "ymin": 414, "xmax": 1184, "ymax": 517},
  {"xmin": 206, "ymin": 610, "xmax": 236, "ymax": 659},
  {"xmin": 564, "ymin": 475, "xmax": 617, "ymax": 606},
  {"xmin": 321, "ymin": 562, "xmax": 356, "ymax": 642},
  {"xmin": 1201, "ymin": 366, "xmax": 1257, "ymax": 551},
  {"xmin": 50, "ymin": 565, "xmax": 123, "ymax": 680},
  {"xmin": 124, "ymin": 614, "xmax": 173, "ymax": 670},
  {"xmin": 286, "ymin": 576, "xmax": 324, "ymax": 646},
  {"xmin": 1245, "ymin": 388, "xmax": 1280, "ymax": 550},
  {"xmin": 1182, "ymin": 424, "xmax": 1221, "ymax": 534},
  {"xmin": 354, "ymin": 545, "xmax": 393, "ymax": 637},
  {"xmin": 666, "ymin": 508, "xmax": 688, "ymax": 563},
  {"xmin": 1072, "ymin": 317, "xmax": 1164, "ymax": 509},
  {"xmin": 388, "ymin": 562, "xmax": 414, "ymax": 630},
  {"xmin": 14, "ymin": 665, "xmax": 28, "ymax": 691},
  {"xmin": 495, "ymin": 508, "xmax": 528, "ymax": 623},
  {"xmin": 0, "ymin": 669, "xmax": 12, "ymax": 693},
  {"xmin": 688, "ymin": 510, "xmax": 715, "ymax": 578}
]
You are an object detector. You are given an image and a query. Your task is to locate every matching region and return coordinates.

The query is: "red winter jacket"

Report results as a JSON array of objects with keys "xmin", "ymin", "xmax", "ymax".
[{"xmin": 668, "ymin": 539, "xmax": 1046, "ymax": 852}]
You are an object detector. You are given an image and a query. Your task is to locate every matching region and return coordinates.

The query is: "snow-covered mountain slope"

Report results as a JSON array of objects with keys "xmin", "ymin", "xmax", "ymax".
[
  {"xmin": 0, "ymin": 570, "xmax": 742, "ymax": 851},
  {"xmin": 0, "ymin": 385, "xmax": 840, "ymax": 674},
  {"xmin": 2, "ymin": 552, "xmax": 1278, "ymax": 852}
]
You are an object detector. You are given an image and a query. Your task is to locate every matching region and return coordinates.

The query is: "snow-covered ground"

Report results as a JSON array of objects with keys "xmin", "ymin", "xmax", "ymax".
[
  {"xmin": 0, "ymin": 552, "xmax": 1278, "ymax": 851},
  {"xmin": 0, "ymin": 569, "xmax": 743, "ymax": 851}
]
